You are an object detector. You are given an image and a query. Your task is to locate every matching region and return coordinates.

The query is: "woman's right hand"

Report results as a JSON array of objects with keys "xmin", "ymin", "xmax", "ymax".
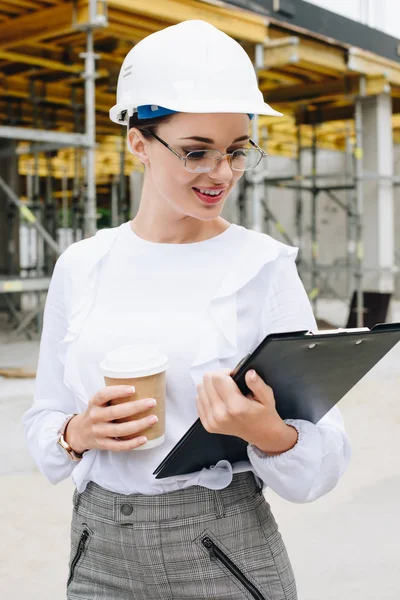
[{"xmin": 65, "ymin": 385, "xmax": 158, "ymax": 453}]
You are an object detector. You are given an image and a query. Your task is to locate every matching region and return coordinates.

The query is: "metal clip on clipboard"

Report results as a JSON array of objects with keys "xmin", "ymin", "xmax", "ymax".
[{"xmin": 305, "ymin": 327, "xmax": 370, "ymax": 336}]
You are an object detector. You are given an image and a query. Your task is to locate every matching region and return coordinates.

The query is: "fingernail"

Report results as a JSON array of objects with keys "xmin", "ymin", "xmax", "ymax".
[
  {"xmin": 248, "ymin": 370, "xmax": 257, "ymax": 381},
  {"xmin": 146, "ymin": 398, "xmax": 157, "ymax": 407},
  {"xmin": 130, "ymin": 386, "xmax": 136, "ymax": 393}
]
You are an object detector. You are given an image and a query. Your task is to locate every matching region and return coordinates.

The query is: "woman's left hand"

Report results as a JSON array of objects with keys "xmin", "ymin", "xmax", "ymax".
[{"xmin": 196, "ymin": 368, "xmax": 298, "ymax": 455}]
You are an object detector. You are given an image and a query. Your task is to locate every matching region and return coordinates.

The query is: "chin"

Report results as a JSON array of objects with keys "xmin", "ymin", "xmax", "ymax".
[{"xmin": 195, "ymin": 206, "xmax": 224, "ymax": 220}]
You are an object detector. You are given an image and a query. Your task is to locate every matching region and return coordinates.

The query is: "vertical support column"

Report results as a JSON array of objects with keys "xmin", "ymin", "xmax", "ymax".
[
  {"xmin": 83, "ymin": 26, "xmax": 97, "ymax": 237},
  {"xmin": 354, "ymin": 95, "xmax": 365, "ymax": 327},
  {"xmin": 360, "ymin": 91, "xmax": 395, "ymax": 295},
  {"xmin": 345, "ymin": 120, "xmax": 356, "ymax": 299},
  {"xmin": 119, "ymin": 128, "xmax": 127, "ymax": 223},
  {"xmin": 0, "ymin": 140, "xmax": 20, "ymax": 276},
  {"xmin": 111, "ymin": 176, "xmax": 119, "ymax": 227},
  {"xmin": 261, "ymin": 125, "xmax": 271, "ymax": 235},
  {"xmin": 77, "ymin": 0, "xmax": 108, "ymax": 237},
  {"xmin": 129, "ymin": 170, "xmax": 143, "ymax": 219},
  {"xmin": 295, "ymin": 122, "xmax": 303, "ymax": 267},
  {"xmin": 310, "ymin": 123, "xmax": 319, "ymax": 312}
]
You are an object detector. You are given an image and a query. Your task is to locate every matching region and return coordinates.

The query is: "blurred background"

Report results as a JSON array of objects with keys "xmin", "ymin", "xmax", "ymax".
[{"xmin": 0, "ymin": 1, "xmax": 399, "ymax": 599}]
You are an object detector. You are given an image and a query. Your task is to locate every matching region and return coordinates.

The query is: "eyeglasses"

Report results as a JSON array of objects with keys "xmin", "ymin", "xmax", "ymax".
[{"xmin": 144, "ymin": 130, "xmax": 267, "ymax": 173}]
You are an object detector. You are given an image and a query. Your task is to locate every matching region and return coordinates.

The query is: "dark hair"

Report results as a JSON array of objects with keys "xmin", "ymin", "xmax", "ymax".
[{"xmin": 128, "ymin": 112, "xmax": 175, "ymax": 138}]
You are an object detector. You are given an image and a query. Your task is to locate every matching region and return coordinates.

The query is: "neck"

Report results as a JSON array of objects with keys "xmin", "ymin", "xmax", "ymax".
[{"xmin": 130, "ymin": 176, "xmax": 230, "ymax": 244}]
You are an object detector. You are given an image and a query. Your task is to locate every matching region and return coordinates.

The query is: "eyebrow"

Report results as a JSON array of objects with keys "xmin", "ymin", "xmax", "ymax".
[{"xmin": 179, "ymin": 135, "xmax": 250, "ymax": 144}]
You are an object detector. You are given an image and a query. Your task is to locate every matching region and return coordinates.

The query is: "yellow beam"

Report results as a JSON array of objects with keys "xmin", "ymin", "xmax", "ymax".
[
  {"xmin": 14, "ymin": 40, "xmax": 65, "ymax": 56},
  {"xmin": 0, "ymin": 74, "xmax": 113, "ymax": 113},
  {"xmin": 259, "ymin": 69, "xmax": 305, "ymax": 85},
  {"xmin": 0, "ymin": 2, "xmax": 22, "ymax": 16},
  {"xmin": 6, "ymin": 0, "xmax": 42, "ymax": 9},
  {"xmin": 281, "ymin": 64, "xmax": 324, "ymax": 83},
  {"xmin": 263, "ymin": 36, "xmax": 347, "ymax": 76},
  {"xmin": 391, "ymin": 114, "xmax": 400, "ymax": 128},
  {"xmin": 348, "ymin": 48, "xmax": 400, "ymax": 85},
  {"xmin": 107, "ymin": 10, "xmax": 172, "ymax": 43},
  {"xmin": 0, "ymin": 2, "xmax": 91, "ymax": 49},
  {"xmin": 263, "ymin": 37, "xmax": 300, "ymax": 69},
  {"xmin": 348, "ymin": 47, "xmax": 400, "ymax": 87},
  {"xmin": 106, "ymin": 0, "xmax": 268, "ymax": 43},
  {"xmin": 0, "ymin": 50, "xmax": 86, "ymax": 75},
  {"xmin": 364, "ymin": 74, "xmax": 391, "ymax": 95},
  {"xmin": 296, "ymin": 38, "xmax": 348, "ymax": 76},
  {"xmin": 261, "ymin": 77, "xmax": 351, "ymax": 103},
  {"xmin": 262, "ymin": 74, "xmax": 390, "ymax": 105},
  {"xmin": 258, "ymin": 114, "xmax": 294, "ymax": 128},
  {"xmin": 107, "ymin": 22, "xmax": 162, "ymax": 44},
  {"xmin": 0, "ymin": 4, "xmax": 72, "ymax": 49}
]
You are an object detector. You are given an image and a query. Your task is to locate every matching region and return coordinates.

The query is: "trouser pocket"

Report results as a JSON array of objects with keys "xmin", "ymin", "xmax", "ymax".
[
  {"xmin": 67, "ymin": 524, "xmax": 92, "ymax": 588},
  {"xmin": 200, "ymin": 533, "xmax": 267, "ymax": 600}
]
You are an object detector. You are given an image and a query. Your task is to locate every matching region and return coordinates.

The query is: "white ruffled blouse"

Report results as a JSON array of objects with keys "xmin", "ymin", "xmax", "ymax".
[{"xmin": 22, "ymin": 221, "xmax": 351, "ymax": 503}]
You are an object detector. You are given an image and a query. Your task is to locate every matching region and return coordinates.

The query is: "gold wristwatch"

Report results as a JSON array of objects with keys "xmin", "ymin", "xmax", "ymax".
[{"xmin": 57, "ymin": 414, "xmax": 85, "ymax": 461}]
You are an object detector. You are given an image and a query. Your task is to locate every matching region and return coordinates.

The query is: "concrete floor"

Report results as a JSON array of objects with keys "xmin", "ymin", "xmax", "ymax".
[{"xmin": 1, "ymin": 324, "xmax": 399, "ymax": 600}]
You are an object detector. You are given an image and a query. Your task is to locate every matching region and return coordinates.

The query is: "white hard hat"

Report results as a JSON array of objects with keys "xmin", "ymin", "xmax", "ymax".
[{"xmin": 109, "ymin": 20, "xmax": 282, "ymax": 124}]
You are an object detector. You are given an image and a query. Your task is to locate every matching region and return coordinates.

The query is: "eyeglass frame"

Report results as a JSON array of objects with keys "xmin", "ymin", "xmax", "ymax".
[{"xmin": 142, "ymin": 130, "xmax": 267, "ymax": 172}]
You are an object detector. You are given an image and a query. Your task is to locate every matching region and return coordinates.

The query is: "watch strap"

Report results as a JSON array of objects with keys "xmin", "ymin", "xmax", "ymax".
[{"xmin": 57, "ymin": 414, "xmax": 85, "ymax": 461}]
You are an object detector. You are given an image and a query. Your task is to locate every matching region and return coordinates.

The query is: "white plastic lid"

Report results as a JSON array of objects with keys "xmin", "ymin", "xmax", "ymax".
[{"xmin": 100, "ymin": 344, "xmax": 168, "ymax": 379}]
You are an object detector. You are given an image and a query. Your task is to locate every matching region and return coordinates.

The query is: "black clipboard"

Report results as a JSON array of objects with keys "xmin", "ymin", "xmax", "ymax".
[{"xmin": 153, "ymin": 323, "xmax": 400, "ymax": 479}]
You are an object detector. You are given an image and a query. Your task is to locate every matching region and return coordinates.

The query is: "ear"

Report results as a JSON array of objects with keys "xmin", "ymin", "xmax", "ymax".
[{"xmin": 127, "ymin": 128, "xmax": 150, "ymax": 166}]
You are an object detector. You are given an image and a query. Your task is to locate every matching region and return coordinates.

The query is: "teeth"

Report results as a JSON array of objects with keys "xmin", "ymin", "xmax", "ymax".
[{"xmin": 198, "ymin": 188, "xmax": 223, "ymax": 196}]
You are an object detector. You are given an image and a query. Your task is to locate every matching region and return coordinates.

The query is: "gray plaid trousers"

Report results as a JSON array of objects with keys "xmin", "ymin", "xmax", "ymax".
[{"xmin": 67, "ymin": 471, "xmax": 297, "ymax": 599}]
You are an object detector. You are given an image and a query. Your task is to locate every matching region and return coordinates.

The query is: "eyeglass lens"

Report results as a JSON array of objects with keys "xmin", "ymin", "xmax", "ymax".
[{"xmin": 185, "ymin": 148, "xmax": 263, "ymax": 173}]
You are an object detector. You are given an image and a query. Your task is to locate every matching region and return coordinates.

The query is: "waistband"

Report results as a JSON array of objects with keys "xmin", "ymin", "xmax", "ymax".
[{"xmin": 73, "ymin": 472, "xmax": 264, "ymax": 524}]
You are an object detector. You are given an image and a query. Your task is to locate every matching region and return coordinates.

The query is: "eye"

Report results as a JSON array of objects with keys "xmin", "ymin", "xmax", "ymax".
[
  {"xmin": 185, "ymin": 150, "xmax": 208, "ymax": 160},
  {"xmin": 231, "ymin": 148, "xmax": 247, "ymax": 157}
]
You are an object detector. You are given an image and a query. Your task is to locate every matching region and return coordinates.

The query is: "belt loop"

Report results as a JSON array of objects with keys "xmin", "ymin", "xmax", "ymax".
[
  {"xmin": 253, "ymin": 473, "xmax": 264, "ymax": 494},
  {"xmin": 73, "ymin": 487, "xmax": 81, "ymax": 511},
  {"xmin": 212, "ymin": 490, "xmax": 225, "ymax": 518}
]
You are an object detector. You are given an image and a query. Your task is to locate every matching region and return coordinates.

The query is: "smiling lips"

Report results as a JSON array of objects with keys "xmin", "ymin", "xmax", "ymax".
[{"xmin": 193, "ymin": 187, "xmax": 227, "ymax": 204}]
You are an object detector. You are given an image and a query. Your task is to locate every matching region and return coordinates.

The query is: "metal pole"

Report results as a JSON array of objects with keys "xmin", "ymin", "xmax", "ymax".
[
  {"xmin": 354, "ymin": 86, "xmax": 365, "ymax": 327},
  {"xmin": 263, "ymin": 178, "xmax": 270, "ymax": 235},
  {"xmin": 44, "ymin": 150, "xmax": 56, "ymax": 275},
  {"xmin": 295, "ymin": 122, "xmax": 303, "ymax": 267},
  {"xmin": 345, "ymin": 120, "xmax": 356, "ymax": 299},
  {"xmin": 119, "ymin": 129, "xmax": 127, "ymax": 223},
  {"xmin": 310, "ymin": 122, "xmax": 319, "ymax": 311},
  {"xmin": 72, "ymin": 149, "xmax": 80, "ymax": 241},
  {"xmin": 82, "ymin": 21, "xmax": 97, "ymax": 237},
  {"xmin": 251, "ymin": 118, "xmax": 262, "ymax": 231},
  {"xmin": 260, "ymin": 125, "xmax": 270, "ymax": 234},
  {"xmin": 111, "ymin": 176, "xmax": 119, "ymax": 227},
  {"xmin": 62, "ymin": 167, "xmax": 69, "ymax": 230},
  {"xmin": 26, "ymin": 164, "xmax": 34, "ymax": 274}
]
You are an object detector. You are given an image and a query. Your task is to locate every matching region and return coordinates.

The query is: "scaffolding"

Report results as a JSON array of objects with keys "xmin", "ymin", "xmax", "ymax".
[
  {"xmin": 0, "ymin": 0, "xmax": 107, "ymax": 336},
  {"xmin": 250, "ymin": 86, "xmax": 400, "ymax": 327},
  {"xmin": 0, "ymin": 0, "xmax": 400, "ymax": 336}
]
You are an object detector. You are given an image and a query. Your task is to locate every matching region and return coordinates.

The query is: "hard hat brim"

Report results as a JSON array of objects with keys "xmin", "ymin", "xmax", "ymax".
[{"xmin": 109, "ymin": 101, "xmax": 283, "ymax": 125}]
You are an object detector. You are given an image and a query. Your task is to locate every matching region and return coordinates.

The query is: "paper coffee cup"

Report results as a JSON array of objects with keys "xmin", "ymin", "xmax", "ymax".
[{"xmin": 100, "ymin": 344, "xmax": 168, "ymax": 450}]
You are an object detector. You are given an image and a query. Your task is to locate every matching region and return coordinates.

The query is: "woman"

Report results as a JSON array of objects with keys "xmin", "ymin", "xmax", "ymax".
[{"xmin": 22, "ymin": 20, "xmax": 351, "ymax": 600}]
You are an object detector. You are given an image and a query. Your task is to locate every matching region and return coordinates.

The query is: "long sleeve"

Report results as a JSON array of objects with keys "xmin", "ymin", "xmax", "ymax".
[
  {"xmin": 247, "ymin": 255, "xmax": 352, "ymax": 503},
  {"xmin": 21, "ymin": 250, "xmax": 80, "ymax": 484}
]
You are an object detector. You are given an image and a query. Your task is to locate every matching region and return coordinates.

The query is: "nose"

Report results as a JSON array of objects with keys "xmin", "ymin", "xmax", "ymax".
[{"xmin": 209, "ymin": 155, "xmax": 234, "ymax": 183}]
